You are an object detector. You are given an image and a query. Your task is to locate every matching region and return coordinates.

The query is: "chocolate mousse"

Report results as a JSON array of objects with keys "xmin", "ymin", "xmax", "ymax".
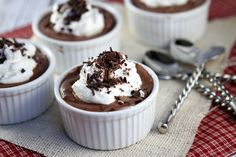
[
  {"xmin": 132, "ymin": 0, "xmax": 206, "ymax": 13},
  {"xmin": 0, "ymin": 38, "xmax": 49, "ymax": 88},
  {"xmin": 39, "ymin": 0, "xmax": 116, "ymax": 41},
  {"xmin": 60, "ymin": 48, "xmax": 153, "ymax": 112}
]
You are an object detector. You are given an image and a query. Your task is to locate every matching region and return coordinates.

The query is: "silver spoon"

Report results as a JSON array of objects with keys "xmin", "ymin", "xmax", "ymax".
[
  {"xmin": 142, "ymin": 46, "xmax": 225, "ymax": 80},
  {"xmin": 158, "ymin": 63, "xmax": 204, "ymax": 134},
  {"xmin": 142, "ymin": 46, "xmax": 226, "ymax": 134},
  {"xmin": 170, "ymin": 38, "xmax": 225, "ymax": 66}
]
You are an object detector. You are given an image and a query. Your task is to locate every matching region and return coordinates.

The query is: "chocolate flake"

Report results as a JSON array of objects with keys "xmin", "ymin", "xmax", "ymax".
[
  {"xmin": 119, "ymin": 88, "xmax": 124, "ymax": 92},
  {"xmin": 0, "ymin": 51, "xmax": 6, "ymax": 64},
  {"xmin": 118, "ymin": 101, "xmax": 123, "ymax": 105},
  {"xmin": 0, "ymin": 39, "xmax": 6, "ymax": 64},
  {"xmin": 21, "ymin": 68, "xmax": 26, "ymax": 73},
  {"xmin": 0, "ymin": 38, "xmax": 26, "ymax": 53},
  {"xmin": 131, "ymin": 90, "xmax": 142, "ymax": 98},
  {"xmin": 60, "ymin": 0, "xmax": 89, "ymax": 25},
  {"xmin": 0, "ymin": 40, "xmax": 4, "ymax": 48},
  {"xmin": 0, "ymin": 38, "xmax": 27, "ymax": 64},
  {"xmin": 124, "ymin": 77, "xmax": 127, "ymax": 83},
  {"xmin": 85, "ymin": 48, "xmax": 130, "ymax": 93},
  {"xmin": 67, "ymin": 28, "xmax": 73, "ymax": 33}
]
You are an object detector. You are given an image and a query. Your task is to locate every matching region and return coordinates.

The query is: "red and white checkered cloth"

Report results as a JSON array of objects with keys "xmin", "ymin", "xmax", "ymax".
[
  {"xmin": 187, "ymin": 107, "xmax": 236, "ymax": 157},
  {"xmin": 0, "ymin": 140, "xmax": 44, "ymax": 157},
  {"xmin": 1, "ymin": 0, "xmax": 236, "ymax": 156},
  {"xmin": 187, "ymin": 42, "xmax": 236, "ymax": 157}
]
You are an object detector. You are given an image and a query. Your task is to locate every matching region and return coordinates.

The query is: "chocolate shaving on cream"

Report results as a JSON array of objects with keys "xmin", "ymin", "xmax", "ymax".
[
  {"xmin": 50, "ymin": 0, "xmax": 105, "ymax": 37},
  {"xmin": 58, "ymin": 0, "xmax": 88, "ymax": 25},
  {"xmin": 71, "ymin": 48, "xmax": 144, "ymax": 105},
  {"xmin": 0, "ymin": 38, "xmax": 37, "ymax": 84}
]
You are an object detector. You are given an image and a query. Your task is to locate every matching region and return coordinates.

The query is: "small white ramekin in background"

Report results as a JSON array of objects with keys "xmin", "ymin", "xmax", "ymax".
[
  {"xmin": 125, "ymin": 0, "xmax": 211, "ymax": 48},
  {"xmin": 54, "ymin": 63, "xmax": 159, "ymax": 150},
  {"xmin": 33, "ymin": 1, "xmax": 122, "ymax": 73},
  {"xmin": 0, "ymin": 39, "xmax": 55, "ymax": 125}
]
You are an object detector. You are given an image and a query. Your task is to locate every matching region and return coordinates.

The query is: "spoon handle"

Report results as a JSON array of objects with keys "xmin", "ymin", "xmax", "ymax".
[
  {"xmin": 158, "ymin": 64, "xmax": 205, "ymax": 134},
  {"xmin": 176, "ymin": 71, "xmax": 236, "ymax": 114},
  {"xmin": 205, "ymin": 71, "xmax": 236, "ymax": 82},
  {"xmin": 195, "ymin": 81, "xmax": 236, "ymax": 114},
  {"xmin": 204, "ymin": 71, "xmax": 236, "ymax": 114}
]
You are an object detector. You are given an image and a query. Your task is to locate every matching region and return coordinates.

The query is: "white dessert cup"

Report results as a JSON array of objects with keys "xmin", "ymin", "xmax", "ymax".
[
  {"xmin": 54, "ymin": 62, "xmax": 159, "ymax": 150},
  {"xmin": 125, "ymin": 0, "xmax": 211, "ymax": 48},
  {"xmin": 0, "ymin": 39, "xmax": 56, "ymax": 125},
  {"xmin": 33, "ymin": 1, "xmax": 122, "ymax": 73}
]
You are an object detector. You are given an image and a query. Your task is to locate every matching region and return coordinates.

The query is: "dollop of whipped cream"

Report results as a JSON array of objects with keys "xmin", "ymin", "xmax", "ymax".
[
  {"xmin": 50, "ymin": 0, "xmax": 105, "ymax": 37},
  {"xmin": 72, "ymin": 48, "xmax": 144, "ymax": 105},
  {"xmin": 140, "ymin": 0, "xmax": 189, "ymax": 8},
  {"xmin": 0, "ymin": 38, "xmax": 37, "ymax": 84}
]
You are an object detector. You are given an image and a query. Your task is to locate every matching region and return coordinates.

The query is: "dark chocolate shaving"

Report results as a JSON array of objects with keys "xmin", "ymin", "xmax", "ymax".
[
  {"xmin": 0, "ymin": 38, "xmax": 26, "ymax": 64},
  {"xmin": 0, "ymin": 40, "xmax": 4, "ymax": 48},
  {"xmin": 57, "ymin": 0, "xmax": 89, "ymax": 26},
  {"xmin": 83, "ymin": 48, "xmax": 144, "ymax": 103},
  {"xmin": 21, "ymin": 68, "xmax": 26, "ymax": 73},
  {"xmin": 0, "ymin": 50, "xmax": 6, "ymax": 64},
  {"xmin": 119, "ymin": 88, "xmax": 124, "ymax": 92},
  {"xmin": 1, "ymin": 38, "xmax": 13, "ymax": 47},
  {"xmin": 131, "ymin": 89, "xmax": 142, "ymax": 98},
  {"xmin": 67, "ymin": 28, "xmax": 73, "ymax": 33},
  {"xmin": 13, "ymin": 38, "xmax": 25, "ymax": 49},
  {"xmin": 0, "ymin": 39, "xmax": 6, "ymax": 64},
  {"xmin": 115, "ymin": 90, "xmax": 144, "ymax": 104},
  {"xmin": 85, "ymin": 48, "xmax": 129, "ymax": 93},
  {"xmin": 0, "ymin": 38, "xmax": 26, "ymax": 53}
]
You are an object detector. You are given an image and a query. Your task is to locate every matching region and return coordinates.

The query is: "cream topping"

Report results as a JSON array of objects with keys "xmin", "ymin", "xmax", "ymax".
[
  {"xmin": 72, "ymin": 49, "xmax": 144, "ymax": 105},
  {"xmin": 0, "ymin": 38, "xmax": 37, "ymax": 84},
  {"xmin": 50, "ymin": 0, "xmax": 104, "ymax": 37}
]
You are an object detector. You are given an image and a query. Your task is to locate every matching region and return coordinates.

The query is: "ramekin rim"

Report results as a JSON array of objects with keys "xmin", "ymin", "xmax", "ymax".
[
  {"xmin": 0, "ymin": 38, "xmax": 56, "ymax": 92},
  {"xmin": 54, "ymin": 61, "xmax": 159, "ymax": 117},
  {"xmin": 125, "ymin": 0, "xmax": 211, "ymax": 17},
  {"xmin": 32, "ymin": 1, "xmax": 122, "ymax": 46}
]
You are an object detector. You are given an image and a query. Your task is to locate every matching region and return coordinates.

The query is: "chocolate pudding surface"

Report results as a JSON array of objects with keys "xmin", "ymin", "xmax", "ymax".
[
  {"xmin": 60, "ymin": 64, "xmax": 153, "ymax": 112},
  {"xmin": 0, "ymin": 49, "xmax": 49, "ymax": 88},
  {"xmin": 39, "ymin": 7, "xmax": 116, "ymax": 41},
  {"xmin": 132, "ymin": 0, "xmax": 206, "ymax": 13}
]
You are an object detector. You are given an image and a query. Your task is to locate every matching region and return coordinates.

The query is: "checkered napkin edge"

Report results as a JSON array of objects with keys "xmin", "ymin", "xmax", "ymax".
[
  {"xmin": 0, "ymin": 140, "xmax": 44, "ymax": 157},
  {"xmin": 186, "ymin": 44, "xmax": 236, "ymax": 157}
]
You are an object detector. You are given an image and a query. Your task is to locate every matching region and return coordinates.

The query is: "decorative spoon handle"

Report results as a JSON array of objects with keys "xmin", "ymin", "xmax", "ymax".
[
  {"xmin": 206, "ymin": 71, "xmax": 236, "ymax": 82},
  {"xmin": 158, "ymin": 64, "xmax": 205, "ymax": 134},
  {"xmin": 204, "ymin": 71, "xmax": 236, "ymax": 114},
  {"xmin": 195, "ymin": 81, "xmax": 236, "ymax": 113}
]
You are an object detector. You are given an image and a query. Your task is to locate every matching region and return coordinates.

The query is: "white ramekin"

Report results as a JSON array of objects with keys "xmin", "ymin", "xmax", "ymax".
[
  {"xmin": 33, "ymin": 2, "xmax": 122, "ymax": 73},
  {"xmin": 54, "ymin": 62, "xmax": 159, "ymax": 150},
  {"xmin": 0, "ymin": 39, "xmax": 56, "ymax": 125},
  {"xmin": 125, "ymin": 0, "xmax": 211, "ymax": 48}
]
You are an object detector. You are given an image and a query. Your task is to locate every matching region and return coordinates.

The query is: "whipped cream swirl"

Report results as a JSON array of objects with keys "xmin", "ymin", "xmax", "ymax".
[
  {"xmin": 140, "ymin": 0, "xmax": 189, "ymax": 8},
  {"xmin": 0, "ymin": 38, "xmax": 37, "ymax": 84},
  {"xmin": 50, "ymin": 0, "xmax": 105, "ymax": 37},
  {"xmin": 72, "ymin": 49, "xmax": 144, "ymax": 105}
]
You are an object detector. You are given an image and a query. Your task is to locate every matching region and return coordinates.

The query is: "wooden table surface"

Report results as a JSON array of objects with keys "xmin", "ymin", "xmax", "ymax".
[{"xmin": 0, "ymin": 0, "xmax": 59, "ymax": 34}]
